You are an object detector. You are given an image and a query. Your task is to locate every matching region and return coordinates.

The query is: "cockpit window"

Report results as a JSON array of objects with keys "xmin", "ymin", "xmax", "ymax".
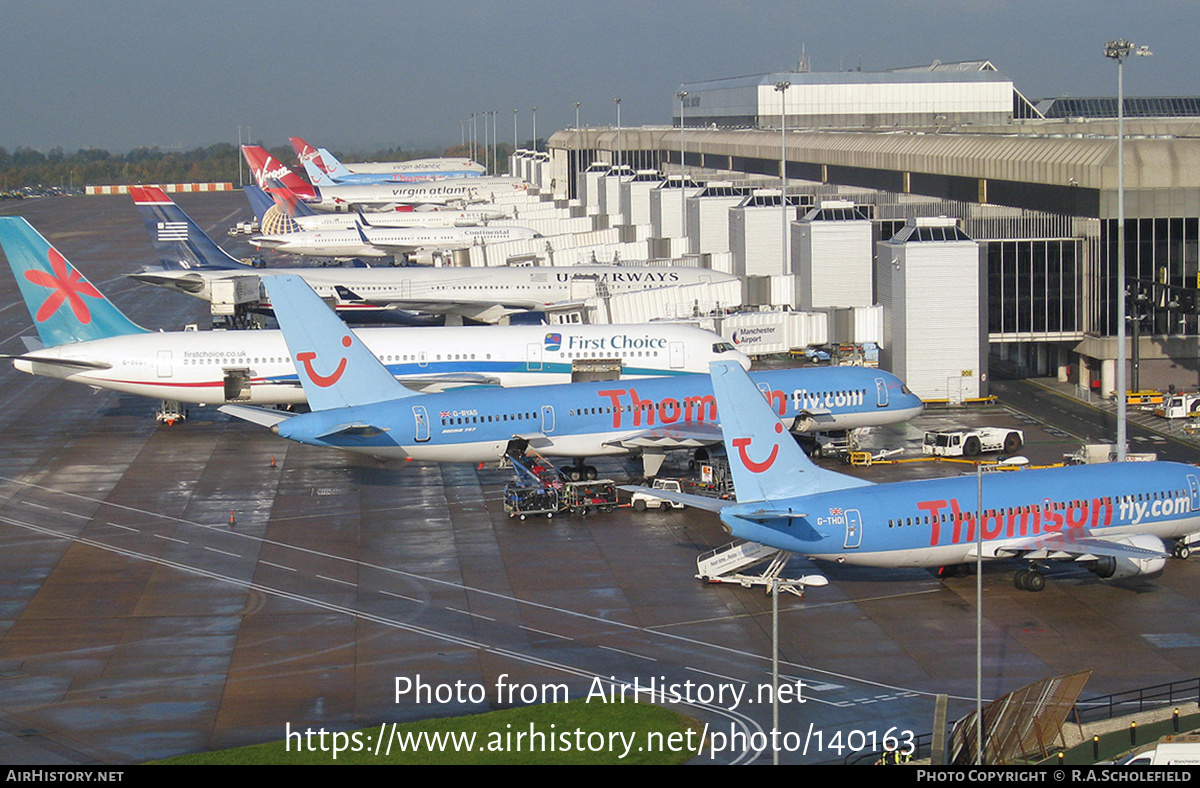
[{"xmin": 713, "ymin": 342, "xmax": 735, "ymax": 353}]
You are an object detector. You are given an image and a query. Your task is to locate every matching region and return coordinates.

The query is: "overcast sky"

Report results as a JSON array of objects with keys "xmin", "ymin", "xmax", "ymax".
[{"xmin": 1, "ymin": 0, "xmax": 1195, "ymax": 155}]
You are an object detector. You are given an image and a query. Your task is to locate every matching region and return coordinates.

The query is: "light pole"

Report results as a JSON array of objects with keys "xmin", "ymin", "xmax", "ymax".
[
  {"xmin": 482, "ymin": 110, "xmax": 490, "ymax": 173},
  {"xmin": 614, "ymin": 97, "xmax": 622, "ymax": 169},
  {"xmin": 237, "ymin": 126, "xmax": 244, "ymax": 187},
  {"xmin": 531, "ymin": 106, "xmax": 538, "ymax": 153},
  {"xmin": 775, "ymin": 80, "xmax": 791, "ymax": 275},
  {"xmin": 1104, "ymin": 39, "xmax": 1151, "ymax": 462},
  {"xmin": 676, "ymin": 91, "xmax": 689, "ymax": 244},
  {"xmin": 574, "ymin": 101, "xmax": 582, "ymax": 201}
]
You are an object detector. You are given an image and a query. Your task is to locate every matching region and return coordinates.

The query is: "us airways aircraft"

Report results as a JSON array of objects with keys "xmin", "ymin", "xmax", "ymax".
[
  {"xmin": 292, "ymin": 139, "xmax": 485, "ymax": 186},
  {"xmin": 220, "ymin": 275, "xmax": 924, "ymax": 477},
  {"xmin": 249, "ymin": 221, "xmax": 542, "ymax": 260},
  {"xmin": 128, "ymin": 186, "xmax": 738, "ymax": 324},
  {"xmin": 243, "ymin": 146, "xmax": 525, "ymax": 212},
  {"xmin": 629, "ymin": 361, "xmax": 1200, "ymax": 591},
  {"xmin": 0, "ymin": 217, "xmax": 752, "ymax": 420},
  {"xmin": 289, "ymin": 137, "xmax": 485, "ymax": 177}
]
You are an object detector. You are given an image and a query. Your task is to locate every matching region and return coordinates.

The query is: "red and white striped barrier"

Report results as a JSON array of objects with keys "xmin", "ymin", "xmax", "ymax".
[{"xmin": 85, "ymin": 183, "xmax": 233, "ymax": 195}]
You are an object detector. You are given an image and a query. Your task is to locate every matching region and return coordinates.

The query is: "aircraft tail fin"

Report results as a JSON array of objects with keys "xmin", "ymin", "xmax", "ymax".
[
  {"xmin": 0, "ymin": 217, "xmax": 147, "ymax": 347},
  {"xmin": 263, "ymin": 180, "xmax": 318, "ymax": 217},
  {"xmin": 244, "ymin": 185, "xmax": 276, "ymax": 224},
  {"xmin": 290, "ymin": 136, "xmax": 356, "ymax": 184},
  {"xmin": 288, "ymin": 136, "xmax": 316, "ymax": 161},
  {"xmin": 314, "ymin": 148, "xmax": 355, "ymax": 180},
  {"xmin": 242, "ymin": 145, "xmax": 316, "ymax": 200},
  {"xmin": 262, "ymin": 274, "xmax": 415, "ymax": 410},
  {"xmin": 710, "ymin": 361, "xmax": 870, "ymax": 503},
  {"xmin": 129, "ymin": 186, "xmax": 245, "ymax": 270}
]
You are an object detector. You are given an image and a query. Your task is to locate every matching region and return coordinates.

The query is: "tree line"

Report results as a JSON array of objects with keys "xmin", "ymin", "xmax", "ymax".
[{"xmin": 0, "ymin": 143, "xmax": 494, "ymax": 191}]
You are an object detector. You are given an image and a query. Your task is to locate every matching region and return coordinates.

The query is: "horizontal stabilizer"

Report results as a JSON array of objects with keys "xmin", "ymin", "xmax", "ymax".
[
  {"xmin": 220, "ymin": 404, "xmax": 294, "ymax": 429},
  {"xmin": 314, "ymin": 423, "xmax": 391, "ymax": 440},
  {"xmin": 5, "ymin": 354, "xmax": 112, "ymax": 371},
  {"xmin": 126, "ymin": 270, "xmax": 210, "ymax": 293},
  {"xmin": 737, "ymin": 509, "xmax": 811, "ymax": 522},
  {"xmin": 396, "ymin": 372, "xmax": 501, "ymax": 391},
  {"xmin": 618, "ymin": 485, "xmax": 735, "ymax": 513}
]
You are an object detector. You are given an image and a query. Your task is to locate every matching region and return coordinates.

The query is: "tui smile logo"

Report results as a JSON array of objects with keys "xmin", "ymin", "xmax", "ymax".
[
  {"xmin": 296, "ymin": 335, "xmax": 352, "ymax": 387},
  {"xmin": 24, "ymin": 247, "xmax": 103, "ymax": 324},
  {"xmin": 731, "ymin": 423, "xmax": 784, "ymax": 473}
]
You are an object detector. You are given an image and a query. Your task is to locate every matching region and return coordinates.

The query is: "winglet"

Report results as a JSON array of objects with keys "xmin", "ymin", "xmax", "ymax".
[
  {"xmin": 0, "ymin": 217, "xmax": 146, "ymax": 346},
  {"xmin": 710, "ymin": 360, "xmax": 869, "ymax": 502},
  {"xmin": 262, "ymin": 274, "xmax": 414, "ymax": 410}
]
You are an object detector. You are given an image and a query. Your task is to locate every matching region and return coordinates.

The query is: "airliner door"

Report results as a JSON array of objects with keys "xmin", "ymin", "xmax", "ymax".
[
  {"xmin": 669, "ymin": 341, "xmax": 685, "ymax": 369},
  {"xmin": 540, "ymin": 405, "xmax": 555, "ymax": 433},
  {"xmin": 526, "ymin": 343, "xmax": 542, "ymax": 372},
  {"xmin": 843, "ymin": 509, "xmax": 863, "ymax": 549},
  {"xmin": 1189, "ymin": 475, "xmax": 1200, "ymax": 511},
  {"xmin": 156, "ymin": 350, "xmax": 172, "ymax": 378},
  {"xmin": 875, "ymin": 377, "xmax": 889, "ymax": 407},
  {"xmin": 413, "ymin": 405, "xmax": 431, "ymax": 442}
]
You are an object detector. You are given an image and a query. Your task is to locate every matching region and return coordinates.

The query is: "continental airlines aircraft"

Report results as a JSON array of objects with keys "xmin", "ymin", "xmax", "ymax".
[
  {"xmin": 243, "ymin": 146, "xmax": 524, "ymax": 211},
  {"xmin": 631, "ymin": 361, "xmax": 1200, "ymax": 591},
  {"xmin": 220, "ymin": 275, "xmax": 924, "ymax": 477},
  {"xmin": 249, "ymin": 222, "xmax": 542, "ymax": 260},
  {"xmin": 128, "ymin": 186, "xmax": 738, "ymax": 324},
  {"xmin": 0, "ymin": 217, "xmax": 751, "ymax": 419},
  {"xmin": 289, "ymin": 137, "xmax": 485, "ymax": 177}
]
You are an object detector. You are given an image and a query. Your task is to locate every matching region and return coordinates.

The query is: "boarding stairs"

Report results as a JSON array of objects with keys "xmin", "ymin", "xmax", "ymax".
[{"xmin": 696, "ymin": 540, "xmax": 828, "ymax": 596}]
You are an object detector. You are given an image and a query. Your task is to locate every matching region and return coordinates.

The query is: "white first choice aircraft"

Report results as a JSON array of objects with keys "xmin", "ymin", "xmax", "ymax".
[
  {"xmin": 625, "ymin": 361, "xmax": 1200, "ymax": 592},
  {"xmin": 0, "ymin": 217, "xmax": 752, "ymax": 421}
]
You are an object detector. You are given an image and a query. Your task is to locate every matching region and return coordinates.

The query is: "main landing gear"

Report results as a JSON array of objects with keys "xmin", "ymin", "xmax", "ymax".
[
  {"xmin": 565, "ymin": 461, "xmax": 599, "ymax": 481},
  {"xmin": 1013, "ymin": 566, "xmax": 1046, "ymax": 592}
]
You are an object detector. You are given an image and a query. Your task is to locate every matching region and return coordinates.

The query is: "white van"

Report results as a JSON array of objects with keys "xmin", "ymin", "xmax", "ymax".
[
  {"xmin": 1118, "ymin": 734, "xmax": 1200, "ymax": 765},
  {"xmin": 1156, "ymin": 394, "xmax": 1200, "ymax": 419}
]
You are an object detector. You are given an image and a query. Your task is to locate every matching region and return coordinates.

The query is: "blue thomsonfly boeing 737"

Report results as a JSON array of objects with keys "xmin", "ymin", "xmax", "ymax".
[
  {"xmin": 627, "ymin": 361, "xmax": 1200, "ymax": 591},
  {"xmin": 220, "ymin": 275, "xmax": 925, "ymax": 477}
]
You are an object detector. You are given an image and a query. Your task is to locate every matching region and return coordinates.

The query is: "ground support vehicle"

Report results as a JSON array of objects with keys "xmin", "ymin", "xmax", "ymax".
[
  {"xmin": 696, "ymin": 541, "xmax": 828, "ymax": 597},
  {"xmin": 631, "ymin": 478, "xmax": 687, "ymax": 511},
  {"xmin": 503, "ymin": 483, "xmax": 562, "ymax": 520},
  {"xmin": 922, "ymin": 428, "xmax": 1023, "ymax": 457},
  {"xmin": 562, "ymin": 480, "xmax": 618, "ymax": 516},
  {"xmin": 504, "ymin": 450, "xmax": 615, "ymax": 519}
]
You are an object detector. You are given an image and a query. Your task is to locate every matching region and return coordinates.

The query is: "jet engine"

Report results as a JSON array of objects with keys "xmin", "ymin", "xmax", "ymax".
[{"xmin": 1089, "ymin": 534, "xmax": 1168, "ymax": 579}]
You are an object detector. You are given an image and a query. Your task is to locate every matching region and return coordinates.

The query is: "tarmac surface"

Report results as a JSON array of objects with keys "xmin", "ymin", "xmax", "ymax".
[{"xmin": 2, "ymin": 192, "xmax": 1200, "ymax": 765}]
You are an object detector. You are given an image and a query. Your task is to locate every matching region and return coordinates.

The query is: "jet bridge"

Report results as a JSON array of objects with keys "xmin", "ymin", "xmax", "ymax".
[{"xmin": 696, "ymin": 541, "xmax": 828, "ymax": 596}]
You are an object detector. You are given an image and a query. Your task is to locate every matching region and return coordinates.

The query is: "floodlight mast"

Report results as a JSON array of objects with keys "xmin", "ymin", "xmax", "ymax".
[
  {"xmin": 774, "ymin": 81, "xmax": 791, "ymax": 276},
  {"xmin": 1103, "ymin": 39, "xmax": 1151, "ymax": 462}
]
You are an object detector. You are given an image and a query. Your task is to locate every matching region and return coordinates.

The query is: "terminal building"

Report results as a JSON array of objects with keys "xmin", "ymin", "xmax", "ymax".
[{"xmin": 541, "ymin": 60, "xmax": 1200, "ymax": 400}]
